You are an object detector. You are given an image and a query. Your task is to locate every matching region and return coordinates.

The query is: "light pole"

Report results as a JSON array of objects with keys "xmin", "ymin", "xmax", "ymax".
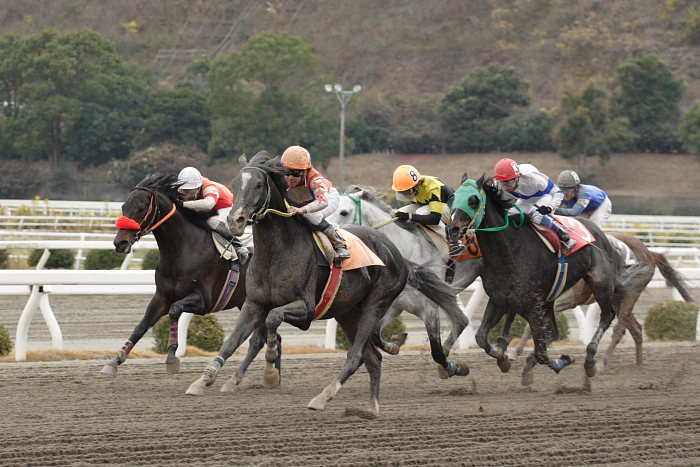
[{"xmin": 325, "ymin": 83, "xmax": 361, "ymax": 189}]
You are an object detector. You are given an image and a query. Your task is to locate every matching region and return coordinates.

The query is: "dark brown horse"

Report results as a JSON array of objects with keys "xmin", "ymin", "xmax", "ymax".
[
  {"xmin": 512, "ymin": 232, "xmax": 696, "ymax": 365},
  {"xmin": 104, "ymin": 174, "xmax": 264, "ymax": 376}
]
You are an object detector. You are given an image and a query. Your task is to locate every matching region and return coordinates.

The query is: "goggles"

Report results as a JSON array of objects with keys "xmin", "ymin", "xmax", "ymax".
[{"xmin": 285, "ymin": 169, "xmax": 306, "ymax": 177}]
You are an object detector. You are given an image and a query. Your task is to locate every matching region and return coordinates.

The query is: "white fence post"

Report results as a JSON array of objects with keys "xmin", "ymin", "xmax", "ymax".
[
  {"xmin": 176, "ymin": 313, "xmax": 193, "ymax": 357},
  {"xmin": 325, "ymin": 319, "xmax": 337, "ymax": 349},
  {"xmin": 458, "ymin": 281, "xmax": 483, "ymax": 349}
]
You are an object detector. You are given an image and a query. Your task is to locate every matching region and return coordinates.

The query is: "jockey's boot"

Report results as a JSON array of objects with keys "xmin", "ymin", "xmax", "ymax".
[
  {"xmin": 319, "ymin": 220, "xmax": 350, "ymax": 260},
  {"xmin": 214, "ymin": 221, "xmax": 250, "ymax": 264},
  {"xmin": 556, "ymin": 227, "xmax": 577, "ymax": 253}
]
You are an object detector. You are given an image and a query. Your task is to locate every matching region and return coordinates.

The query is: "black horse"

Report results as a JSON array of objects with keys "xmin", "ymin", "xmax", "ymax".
[
  {"xmin": 446, "ymin": 174, "xmax": 648, "ymax": 385},
  {"xmin": 186, "ymin": 151, "xmax": 467, "ymax": 415},
  {"xmin": 104, "ymin": 173, "xmax": 271, "ymax": 377}
]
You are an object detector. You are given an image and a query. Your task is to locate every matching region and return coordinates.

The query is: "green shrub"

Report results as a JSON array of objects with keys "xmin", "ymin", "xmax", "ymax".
[
  {"xmin": 336, "ymin": 316, "xmax": 406, "ymax": 350},
  {"xmin": 142, "ymin": 250, "xmax": 160, "ymax": 269},
  {"xmin": 27, "ymin": 249, "xmax": 75, "ymax": 269},
  {"xmin": 0, "ymin": 249, "xmax": 8, "ymax": 269},
  {"xmin": 644, "ymin": 300, "xmax": 699, "ymax": 341},
  {"xmin": 488, "ymin": 313, "xmax": 569, "ymax": 342},
  {"xmin": 0, "ymin": 325, "xmax": 13, "ymax": 356},
  {"xmin": 84, "ymin": 249, "xmax": 124, "ymax": 270},
  {"xmin": 152, "ymin": 314, "xmax": 225, "ymax": 353}
]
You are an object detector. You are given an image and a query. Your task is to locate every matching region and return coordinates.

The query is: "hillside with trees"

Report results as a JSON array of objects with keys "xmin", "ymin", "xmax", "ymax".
[{"xmin": 0, "ymin": 0, "xmax": 699, "ymax": 213}]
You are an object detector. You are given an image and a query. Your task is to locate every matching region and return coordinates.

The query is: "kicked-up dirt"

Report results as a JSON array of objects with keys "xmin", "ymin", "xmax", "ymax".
[{"xmin": 1, "ymin": 342, "xmax": 699, "ymax": 466}]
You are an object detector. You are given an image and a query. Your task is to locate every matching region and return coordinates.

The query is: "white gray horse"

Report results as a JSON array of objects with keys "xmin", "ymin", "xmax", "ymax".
[{"xmin": 328, "ymin": 185, "xmax": 483, "ymax": 355}]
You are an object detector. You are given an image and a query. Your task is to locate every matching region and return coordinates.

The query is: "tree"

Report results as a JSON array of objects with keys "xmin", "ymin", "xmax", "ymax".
[
  {"xmin": 439, "ymin": 64, "xmax": 530, "ymax": 152},
  {"xmin": 0, "ymin": 29, "xmax": 141, "ymax": 168},
  {"xmin": 615, "ymin": 55, "xmax": 684, "ymax": 153},
  {"xmin": 207, "ymin": 32, "xmax": 335, "ymax": 161},
  {"xmin": 135, "ymin": 87, "xmax": 211, "ymax": 151},
  {"xmin": 553, "ymin": 81, "xmax": 633, "ymax": 171},
  {"xmin": 680, "ymin": 102, "xmax": 700, "ymax": 162}
]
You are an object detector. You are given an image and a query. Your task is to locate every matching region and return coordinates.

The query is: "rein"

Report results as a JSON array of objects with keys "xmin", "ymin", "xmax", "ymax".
[
  {"xmin": 341, "ymin": 193, "xmax": 398, "ymax": 229},
  {"xmin": 473, "ymin": 205, "xmax": 525, "ymax": 233}
]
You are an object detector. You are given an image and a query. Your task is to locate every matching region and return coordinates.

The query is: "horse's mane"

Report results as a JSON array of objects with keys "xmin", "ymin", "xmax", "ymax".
[
  {"xmin": 344, "ymin": 184, "xmax": 421, "ymax": 233},
  {"xmin": 246, "ymin": 150, "xmax": 288, "ymax": 195},
  {"xmin": 135, "ymin": 172, "xmax": 216, "ymax": 230},
  {"xmin": 480, "ymin": 175, "xmax": 518, "ymax": 212}
]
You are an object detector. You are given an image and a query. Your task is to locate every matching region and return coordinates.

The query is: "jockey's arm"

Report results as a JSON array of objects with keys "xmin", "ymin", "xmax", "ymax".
[
  {"xmin": 302, "ymin": 177, "xmax": 330, "ymax": 213},
  {"xmin": 183, "ymin": 196, "xmax": 216, "ymax": 212},
  {"xmin": 556, "ymin": 199, "xmax": 589, "ymax": 217},
  {"xmin": 409, "ymin": 211, "xmax": 442, "ymax": 225}
]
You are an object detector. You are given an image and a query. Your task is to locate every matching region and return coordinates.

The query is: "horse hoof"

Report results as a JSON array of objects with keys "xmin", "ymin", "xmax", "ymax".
[
  {"xmin": 100, "ymin": 363, "xmax": 117, "ymax": 376},
  {"xmin": 497, "ymin": 357, "xmax": 511, "ymax": 373},
  {"xmin": 262, "ymin": 364, "xmax": 280, "ymax": 388},
  {"xmin": 455, "ymin": 363, "xmax": 470, "ymax": 377},
  {"xmin": 437, "ymin": 365, "xmax": 449, "ymax": 379},
  {"xmin": 390, "ymin": 333, "xmax": 408, "ymax": 347},
  {"xmin": 585, "ymin": 363, "xmax": 597, "ymax": 378},
  {"xmin": 521, "ymin": 370, "xmax": 534, "ymax": 387},
  {"xmin": 307, "ymin": 395, "xmax": 326, "ymax": 411},
  {"xmin": 185, "ymin": 376, "xmax": 208, "ymax": 396},
  {"xmin": 221, "ymin": 376, "xmax": 242, "ymax": 393},
  {"xmin": 166, "ymin": 359, "xmax": 180, "ymax": 374}
]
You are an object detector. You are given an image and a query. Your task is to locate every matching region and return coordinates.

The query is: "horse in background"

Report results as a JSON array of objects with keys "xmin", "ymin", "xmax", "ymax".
[
  {"xmin": 328, "ymin": 185, "xmax": 480, "ymax": 354},
  {"xmin": 511, "ymin": 232, "xmax": 696, "ymax": 365},
  {"xmin": 186, "ymin": 151, "xmax": 469, "ymax": 415},
  {"xmin": 447, "ymin": 174, "xmax": 651, "ymax": 385}
]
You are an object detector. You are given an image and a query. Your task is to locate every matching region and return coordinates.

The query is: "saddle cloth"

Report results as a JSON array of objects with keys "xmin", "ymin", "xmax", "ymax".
[
  {"xmin": 313, "ymin": 228, "xmax": 385, "ymax": 271},
  {"xmin": 532, "ymin": 215, "xmax": 595, "ymax": 256}
]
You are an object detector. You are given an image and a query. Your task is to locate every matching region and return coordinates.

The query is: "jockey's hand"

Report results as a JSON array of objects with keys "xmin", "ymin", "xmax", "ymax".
[
  {"xmin": 536, "ymin": 205, "xmax": 552, "ymax": 215},
  {"xmin": 173, "ymin": 198, "xmax": 184, "ymax": 209},
  {"xmin": 287, "ymin": 206, "xmax": 306, "ymax": 216},
  {"xmin": 395, "ymin": 211, "xmax": 410, "ymax": 222}
]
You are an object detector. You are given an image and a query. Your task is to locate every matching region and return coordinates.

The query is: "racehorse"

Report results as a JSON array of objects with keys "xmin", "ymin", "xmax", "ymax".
[
  {"xmin": 512, "ymin": 232, "xmax": 696, "ymax": 366},
  {"xmin": 446, "ymin": 174, "xmax": 650, "ymax": 385},
  {"xmin": 186, "ymin": 151, "xmax": 468, "ymax": 415},
  {"xmin": 328, "ymin": 185, "xmax": 478, "ymax": 361},
  {"xmin": 105, "ymin": 173, "xmax": 267, "ymax": 377}
]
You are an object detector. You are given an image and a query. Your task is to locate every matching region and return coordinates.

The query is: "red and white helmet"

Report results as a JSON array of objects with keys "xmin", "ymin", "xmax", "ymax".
[{"xmin": 494, "ymin": 158, "xmax": 520, "ymax": 181}]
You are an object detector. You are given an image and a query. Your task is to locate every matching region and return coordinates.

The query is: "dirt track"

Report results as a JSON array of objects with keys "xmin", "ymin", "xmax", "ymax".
[{"xmin": 1, "ymin": 342, "xmax": 699, "ymax": 466}]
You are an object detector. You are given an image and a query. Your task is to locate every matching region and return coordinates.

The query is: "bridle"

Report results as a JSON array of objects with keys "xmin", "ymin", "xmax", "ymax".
[{"xmin": 116, "ymin": 187, "xmax": 176, "ymax": 242}]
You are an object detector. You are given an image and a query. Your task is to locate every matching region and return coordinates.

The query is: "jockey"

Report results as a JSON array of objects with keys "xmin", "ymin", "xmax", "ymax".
[
  {"xmin": 281, "ymin": 145, "xmax": 350, "ymax": 260},
  {"xmin": 391, "ymin": 164, "xmax": 464, "ymax": 258},
  {"xmin": 555, "ymin": 170, "xmax": 612, "ymax": 228},
  {"xmin": 493, "ymin": 158, "xmax": 576, "ymax": 252},
  {"xmin": 176, "ymin": 166, "xmax": 249, "ymax": 264}
]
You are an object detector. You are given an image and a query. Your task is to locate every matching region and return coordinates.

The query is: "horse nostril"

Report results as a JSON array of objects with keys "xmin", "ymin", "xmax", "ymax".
[{"xmin": 339, "ymin": 210, "xmax": 348, "ymax": 217}]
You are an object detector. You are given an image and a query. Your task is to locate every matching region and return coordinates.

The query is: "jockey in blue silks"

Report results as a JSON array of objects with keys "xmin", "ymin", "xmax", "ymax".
[{"xmin": 555, "ymin": 170, "xmax": 612, "ymax": 228}]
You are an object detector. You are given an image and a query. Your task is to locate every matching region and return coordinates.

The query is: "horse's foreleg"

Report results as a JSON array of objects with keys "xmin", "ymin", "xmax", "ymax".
[
  {"xmin": 101, "ymin": 295, "xmax": 168, "ymax": 376},
  {"xmin": 509, "ymin": 323, "xmax": 532, "ymax": 361},
  {"xmin": 375, "ymin": 302, "xmax": 404, "ymax": 355},
  {"xmin": 585, "ymin": 293, "xmax": 617, "ymax": 378},
  {"xmin": 475, "ymin": 301, "xmax": 509, "ymax": 371},
  {"xmin": 362, "ymin": 341, "xmax": 382, "ymax": 417},
  {"xmin": 187, "ymin": 302, "xmax": 265, "ymax": 396},
  {"xmin": 221, "ymin": 325, "xmax": 267, "ymax": 392},
  {"xmin": 263, "ymin": 300, "xmax": 308, "ymax": 388}
]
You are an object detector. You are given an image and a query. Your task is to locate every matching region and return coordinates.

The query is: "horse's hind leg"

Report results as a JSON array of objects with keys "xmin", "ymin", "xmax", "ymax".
[
  {"xmin": 101, "ymin": 295, "xmax": 168, "ymax": 375},
  {"xmin": 363, "ymin": 341, "xmax": 383, "ymax": 417}
]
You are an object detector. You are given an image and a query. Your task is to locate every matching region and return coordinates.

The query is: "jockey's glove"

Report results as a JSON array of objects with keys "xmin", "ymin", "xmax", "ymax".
[
  {"xmin": 395, "ymin": 211, "xmax": 410, "ymax": 221},
  {"xmin": 536, "ymin": 205, "xmax": 552, "ymax": 215},
  {"xmin": 173, "ymin": 198, "xmax": 184, "ymax": 209}
]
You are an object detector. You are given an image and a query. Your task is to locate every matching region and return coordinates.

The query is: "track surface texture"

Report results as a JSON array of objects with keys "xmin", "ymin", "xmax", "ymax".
[{"xmin": 1, "ymin": 342, "xmax": 699, "ymax": 466}]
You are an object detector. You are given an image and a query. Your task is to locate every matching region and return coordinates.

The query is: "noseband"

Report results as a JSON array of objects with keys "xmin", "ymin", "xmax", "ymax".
[{"xmin": 115, "ymin": 187, "xmax": 176, "ymax": 241}]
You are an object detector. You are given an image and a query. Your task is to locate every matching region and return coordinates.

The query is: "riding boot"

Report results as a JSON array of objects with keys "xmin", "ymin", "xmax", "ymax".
[
  {"xmin": 214, "ymin": 221, "xmax": 250, "ymax": 264},
  {"xmin": 554, "ymin": 226, "xmax": 577, "ymax": 252},
  {"xmin": 445, "ymin": 259, "xmax": 456, "ymax": 284},
  {"xmin": 319, "ymin": 222, "xmax": 350, "ymax": 260}
]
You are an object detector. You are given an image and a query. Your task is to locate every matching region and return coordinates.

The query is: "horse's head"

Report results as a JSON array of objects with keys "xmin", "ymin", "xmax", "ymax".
[
  {"xmin": 447, "ymin": 173, "xmax": 487, "ymax": 244},
  {"xmin": 330, "ymin": 185, "xmax": 365, "ymax": 226},
  {"xmin": 228, "ymin": 150, "xmax": 286, "ymax": 235},
  {"xmin": 114, "ymin": 173, "xmax": 178, "ymax": 253}
]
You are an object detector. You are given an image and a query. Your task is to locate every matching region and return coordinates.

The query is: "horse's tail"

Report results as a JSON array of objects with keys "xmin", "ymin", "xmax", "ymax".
[
  {"xmin": 650, "ymin": 251, "xmax": 696, "ymax": 303},
  {"xmin": 405, "ymin": 261, "xmax": 470, "ymax": 334}
]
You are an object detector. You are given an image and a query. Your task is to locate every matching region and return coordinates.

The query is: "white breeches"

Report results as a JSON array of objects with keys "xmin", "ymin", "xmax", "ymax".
[
  {"xmin": 206, "ymin": 206, "xmax": 232, "ymax": 229},
  {"xmin": 518, "ymin": 191, "xmax": 563, "ymax": 224},
  {"xmin": 581, "ymin": 196, "xmax": 612, "ymax": 228}
]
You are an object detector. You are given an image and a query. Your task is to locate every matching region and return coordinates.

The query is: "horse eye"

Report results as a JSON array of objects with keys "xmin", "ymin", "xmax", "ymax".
[{"xmin": 468, "ymin": 195, "xmax": 480, "ymax": 210}]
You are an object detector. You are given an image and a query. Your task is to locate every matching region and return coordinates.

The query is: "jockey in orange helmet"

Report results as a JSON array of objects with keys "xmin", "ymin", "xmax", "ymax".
[
  {"xmin": 176, "ymin": 166, "xmax": 249, "ymax": 263},
  {"xmin": 493, "ymin": 158, "xmax": 576, "ymax": 252},
  {"xmin": 281, "ymin": 145, "xmax": 350, "ymax": 260}
]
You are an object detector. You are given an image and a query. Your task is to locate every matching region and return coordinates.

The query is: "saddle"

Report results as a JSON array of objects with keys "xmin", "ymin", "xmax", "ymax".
[
  {"xmin": 211, "ymin": 232, "xmax": 254, "ymax": 261},
  {"xmin": 311, "ymin": 228, "xmax": 385, "ymax": 271},
  {"xmin": 531, "ymin": 215, "xmax": 594, "ymax": 256}
]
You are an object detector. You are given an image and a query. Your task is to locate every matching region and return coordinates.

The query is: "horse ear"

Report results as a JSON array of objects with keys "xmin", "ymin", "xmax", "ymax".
[
  {"xmin": 476, "ymin": 173, "xmax": 486, "ymax": 188},
  {"xmin": 238, "ymin": 154, "xmax": 247, "ymax": 165},
  {"xmin": 460, "ymin": 173, "xmax": 469, "ymax": 183}
]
